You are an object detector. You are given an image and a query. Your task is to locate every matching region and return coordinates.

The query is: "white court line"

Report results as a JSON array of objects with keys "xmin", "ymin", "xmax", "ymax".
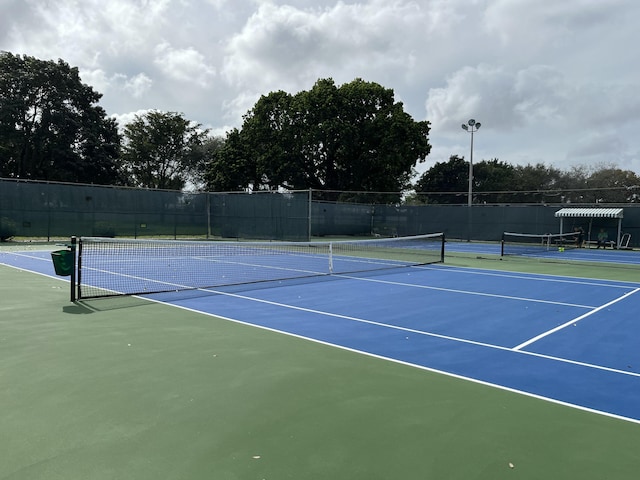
[
  {"xmin": 179, "ymin": 284, "xmax": 640, "ymax": 380},
  {"xmin": 421, "ymin": 263, "xmax": 639, "ymax": 289},
  {"xmin": 143, "ymin": 295, "xmax": 640, "ymax": 425},
  {"xmin": 1, "ymin": 251, "xmax": 52, "ymax": 262},
  {"xmin": 513, "ymin": 288, "xmax": 640, "ymax": 350},
  {"xmin": 338, "ymin": 273, "xmax": 595, "ymax": 309}
]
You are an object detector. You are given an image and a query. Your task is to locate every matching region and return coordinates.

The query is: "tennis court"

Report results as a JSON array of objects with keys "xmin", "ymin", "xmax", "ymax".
[
  {"xmin": 2, "ymin": 238, "xmax": 640, "ymax": 479},
  {"xmin": 154, "ymin": 263, "xmax": 640, "ymax": 416},
  {"xmin": 448, "ymin": 236, "xmax": 640, "ymax": 264}
]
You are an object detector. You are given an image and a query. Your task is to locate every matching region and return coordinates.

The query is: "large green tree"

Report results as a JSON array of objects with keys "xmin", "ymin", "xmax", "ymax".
[
  {"xmin": 584, "ymin": 166, "xmax": 640, "ymax": 203},
  {"xmin": 0, "ymin": 52, "xmax": 121, "ymax": 183},
  {"xmin": 509, "ymin": 163, "xmax": 567, "ymax": 203},
  {"xmin": 413, "ymin": 156, "xmax": 517, "ymax": 204},
  {"xmin": 413, "ymin": 155, "xmax": 468, "ymax": 204},
  {"xmin": 206, "ymin": 78, "xmax": 431, "ymax": 199},
  {"xmin": 472, "ymin": 159, "xmax": 516, "ymax": 203},
  {"xmin": 205, "ymin": 128, "xmax": 255, "ymax": 191},
  {"xmin": 189, "ymin": 136, "xmax": 225, "ymax": 191},
  {"xmin": 121, "ymin": 111, "xmax": 210, "ymax": 190}
]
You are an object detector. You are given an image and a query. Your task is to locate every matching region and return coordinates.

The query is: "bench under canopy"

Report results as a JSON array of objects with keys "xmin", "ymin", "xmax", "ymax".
[{"xmin": 554, "ymin": 208, "xmax": 623, "ymax": 246}]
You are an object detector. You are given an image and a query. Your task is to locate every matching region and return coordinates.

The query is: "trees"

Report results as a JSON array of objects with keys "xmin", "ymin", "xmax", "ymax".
[
  {"xmin": 205, "ymin": 128, "xmax": 255, "ymax": 191},
  {"xmin": 414, "ymin": 157, "xmax": 640, "ymax": 205},
  {"xmin": 509, "ymin": 163, "xmax": 567, "ymax": 203},
  {"xmin": 329, "ymin": 79, "xmax": 431, "ymax": 197},
  {"xmin": 585, "ymin": 166, "xmax": 640, "ymax": 203},
  {"xmin": 189, "ymin": 136, "xmax": 225, "ymax": 191},
  {"xmin": 472, "ymin": 159, "xmax": 516, "ymax": 203},
  {"xmin": 121, "ymin": 111, "xmax": 210, "ymax": 190},
  {"xmin": 413, "ymin": 156, "xmax": 516, "ymax": 204},
  {"xmin": 508, "ymin": 164, "xmax": 640, "ymax": 204},
  {"xmin": 205, "ymin": 78, "xmax": 431, "ymax": 199},
  {"xmin": 0, "ymin": 52, "xmax": 121, "ymax": 184},
  {"xmin": 413, "ymin": 155, "xmax": 468, "ymax": 203}
]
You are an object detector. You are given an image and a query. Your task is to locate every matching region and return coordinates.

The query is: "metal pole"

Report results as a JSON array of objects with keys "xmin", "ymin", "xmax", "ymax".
[
  {"xmin": 307, "ymin": 188, "xmax": 312, "ymax": 241},
  {"xmin": 462, "ymin": 119, "xmax": 481, "ymax": 242},
  {"xmin": 206, "ymin": 192, "xmax": 211, "ymax": 239},
  {"xmin": 467, "ymin": 131, "xmax": 473, "ymax": 242},
  {"xmin": 468, "ymin": 129, "xmax": 474, "ymax": 207}
]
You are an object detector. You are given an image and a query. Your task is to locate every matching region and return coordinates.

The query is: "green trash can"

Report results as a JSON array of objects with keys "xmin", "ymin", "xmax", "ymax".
[{"xmin": 51, "ymin": 249, "xmax": 74, "ymax": 276}]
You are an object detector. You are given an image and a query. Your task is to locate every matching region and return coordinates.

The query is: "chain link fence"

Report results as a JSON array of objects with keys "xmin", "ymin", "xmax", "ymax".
[{"xmin": 1, "ymin": 178, "xmax": 637, "ymax": 247}]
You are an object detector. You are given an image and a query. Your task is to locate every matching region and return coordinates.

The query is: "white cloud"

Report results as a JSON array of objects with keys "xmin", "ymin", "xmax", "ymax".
[
  {"xmin": 204, "ymin": 0, "xmax": 231, "ymax": 8},
  {"xmin": 568, "ymin": 132, "xmax": 626, "ymax": 161},
  {"xmin": 1, "ymin": 0, "xmax": 639, "ymax": 174},
  {"xmin": 124, "ymin": 73, "xmax": 153, "ymax": 98},
  {"xmin": 79, "ymin": 68, "xmax": 112, "ymax": 94},
  {"xmin": 221, "ymin": 0, "xmax": 453, "ymax": 92},
  {"xmin": 426, "ymin": 64, "xmax": 571, "ymax": 133},
  {"xmin": 484, "ymin": 0, "xmax": 629, "ymax": 45},
  {"xmin": 6, "ymin": 0, "xmax": 173, "ymax": 64},
  {"xmin": 111, "ymin": 109, "xmax": 154, "ymax": 132},
  {"xmin": 154, "ymin": 43, "xmax": 216, "ymax": 88},
  {"xmin": 79, "ymin": 69, "xmax": 152, "ymax": 99},
  {"xmin": 221, "ymin": 91, "xmax": 261, "ymax": 125}
]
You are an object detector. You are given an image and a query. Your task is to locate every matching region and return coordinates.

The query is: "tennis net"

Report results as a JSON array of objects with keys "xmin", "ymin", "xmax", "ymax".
[
  {"xmin": 75, "ymin": 233, "xmax": 445, "ymax": 299},
  {"xmin": 501, "ymin": 231, "xmax": 577, "ymax": 256}
]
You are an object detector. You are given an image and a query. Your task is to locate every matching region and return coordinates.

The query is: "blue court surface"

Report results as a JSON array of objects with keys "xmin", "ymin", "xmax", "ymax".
[
  {"xmin": 3, "ymin": 248, "xmax": 640, "ymax": 424},
  {"xmin": 448, "ymin": 239, "xmax": 640, "ymax": 264}
]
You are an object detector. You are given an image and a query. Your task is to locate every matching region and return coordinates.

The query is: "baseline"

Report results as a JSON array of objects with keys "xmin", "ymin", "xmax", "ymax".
[{"xmin": 514, "ymin": 288, "xmax": 640, "ymax": 350}]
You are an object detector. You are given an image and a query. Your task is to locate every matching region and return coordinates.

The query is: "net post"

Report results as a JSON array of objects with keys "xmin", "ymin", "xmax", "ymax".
[
  {"xmin": 440, "ymin": 233, "xmax": 446, "ymax": 262},
  {"xmin": 77, "ymin": 237, "xmax": 84, "ymax": 300},
  {"xmin": 328, "ymin": 242, "xmax": 334, "ymax": 273},
  {"xmin": 500, "ymin": 232, "xmax": 505, "ymax": 257},
  {"xmin": 70, "ymin": 236, "xmax": 77, "ymax": 302}
]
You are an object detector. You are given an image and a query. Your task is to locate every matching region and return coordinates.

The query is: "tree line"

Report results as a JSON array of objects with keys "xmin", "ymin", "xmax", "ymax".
[
  {"xmin": 1, "ymin": 52, "xmax": 638, "ymax": 204},
  {"xmin": 411, "ymin": 156, "xmax": 640, "ymax": 204}
]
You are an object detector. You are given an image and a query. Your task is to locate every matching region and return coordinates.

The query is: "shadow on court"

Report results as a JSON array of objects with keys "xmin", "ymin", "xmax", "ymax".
[{"xmin": 63, "ymin": 296, "xmax": 156, "ymax": 313}]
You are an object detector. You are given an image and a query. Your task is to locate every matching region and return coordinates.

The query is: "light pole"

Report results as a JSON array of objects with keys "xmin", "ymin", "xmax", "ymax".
[
  {"xmin": 461, "ymin": 119, "xmax": 481, "ymax": 207},
  {"xmin": 461, "ymin": 119, "xmax": 481, "ymax": 241}
]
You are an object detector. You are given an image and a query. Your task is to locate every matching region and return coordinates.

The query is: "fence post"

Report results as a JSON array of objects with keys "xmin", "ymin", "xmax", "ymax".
[
  {"xmin": 307, "ymin": 189, "xmax": 312, "ymax": 241},
  {"xmin": 206, "ymin": 191, "xmax": 211, "ymax": 239}
]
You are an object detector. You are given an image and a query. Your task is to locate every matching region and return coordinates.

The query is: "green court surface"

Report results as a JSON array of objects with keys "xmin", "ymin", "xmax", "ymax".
[{"xmin": 1, "ymin": 250, "xmax": 640, "ymax": 479}]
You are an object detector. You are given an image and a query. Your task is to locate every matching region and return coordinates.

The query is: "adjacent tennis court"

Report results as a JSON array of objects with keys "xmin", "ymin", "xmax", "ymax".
[{"xmin": 2, "ymin": 237, "xmax": 640, "ymax": 479}]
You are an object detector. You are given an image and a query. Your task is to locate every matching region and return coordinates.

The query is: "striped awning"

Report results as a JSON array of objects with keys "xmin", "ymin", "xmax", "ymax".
[{"xmin": 554, "ymin": 208, "xmax": 624, "ymax": 218}]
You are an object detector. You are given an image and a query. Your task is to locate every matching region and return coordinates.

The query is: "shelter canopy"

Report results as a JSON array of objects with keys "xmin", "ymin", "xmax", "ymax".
[
  {"xmin": 554, "ymin": 208, "xmax": 623, "ymax": 219},
  {"xmin": 554, "ymin": 208, "xmax": 624, "ymax": 246}
]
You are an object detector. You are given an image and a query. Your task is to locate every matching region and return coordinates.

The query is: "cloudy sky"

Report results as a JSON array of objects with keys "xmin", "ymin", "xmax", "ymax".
[{"xmin": 2, "ymin": 0, "xmax": 639, "ymax": 178}]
